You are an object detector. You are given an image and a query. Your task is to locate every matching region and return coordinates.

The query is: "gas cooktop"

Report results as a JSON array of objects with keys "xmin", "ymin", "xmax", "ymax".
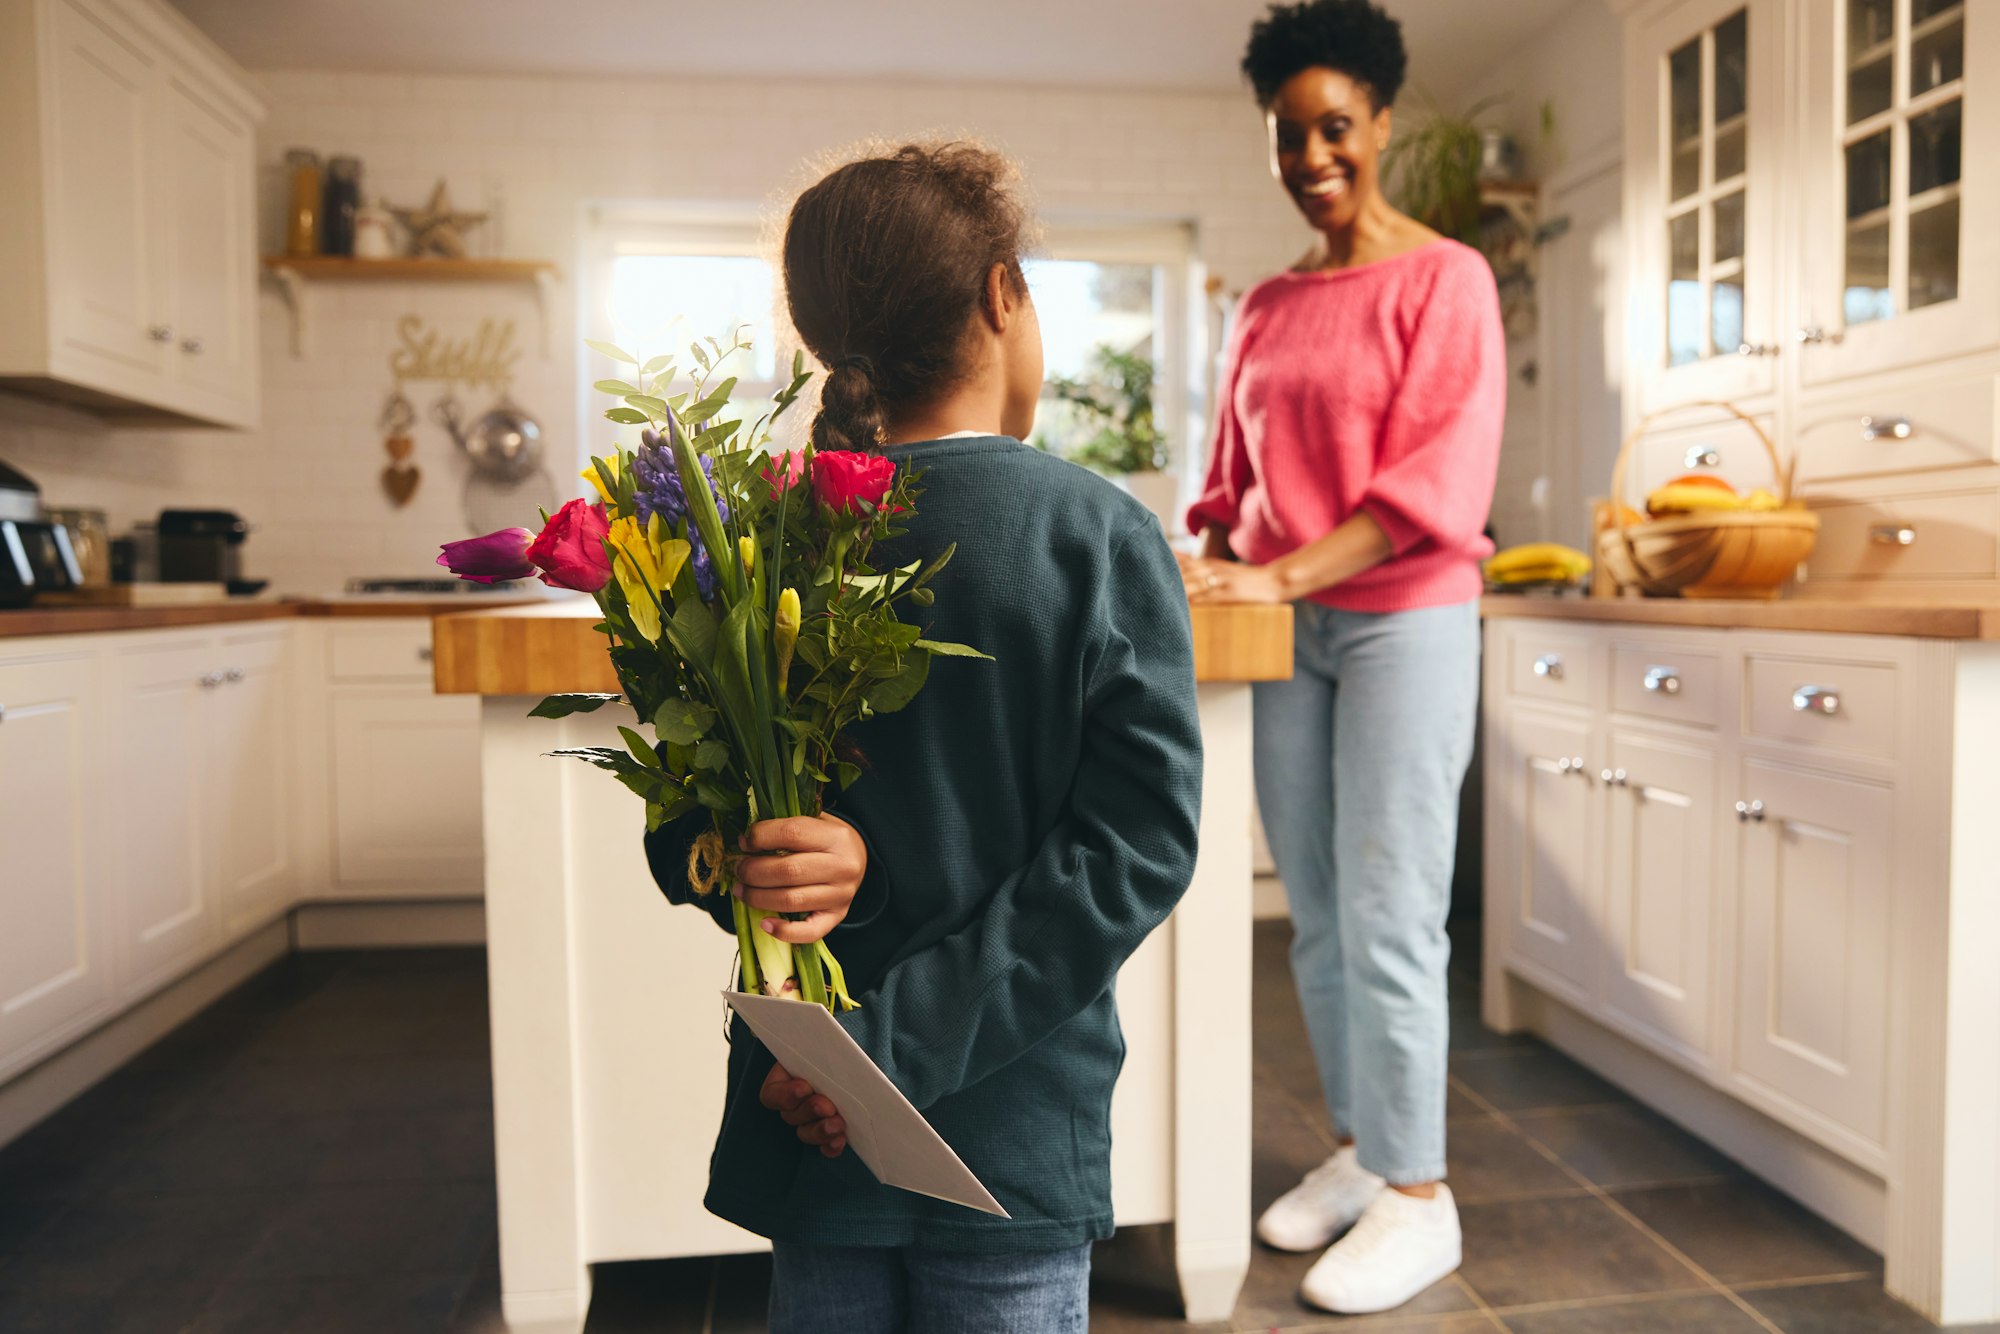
[{"xmin": 343, "ymin": 577, "xmax": 528, "ymax": 595}]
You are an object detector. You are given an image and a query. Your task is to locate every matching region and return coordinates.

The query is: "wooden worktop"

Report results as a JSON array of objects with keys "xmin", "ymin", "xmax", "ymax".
[
  {"xmin": 0, "ymin": 596, "xmax": 538, "ymax": 640},
  {"xmin": 431, "ymin": 600, "xmax": 1295, "ymax": 695},
  {"xmin": 1481, "ymin": 593, "xmax": 2000, "ymax": 639}
]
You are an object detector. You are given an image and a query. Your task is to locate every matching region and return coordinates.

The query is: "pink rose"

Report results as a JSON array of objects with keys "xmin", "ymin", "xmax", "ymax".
[
  {"xmin": 762, "ymin": 449, "xmax": 808, "ymax": 500},
  {"xmin": 526, "ymin": 499, "xmax": 611, "ymax": 592},
  {"xmin": 812, "ymin": 450, "xmax": 897, "ymax": 515}
]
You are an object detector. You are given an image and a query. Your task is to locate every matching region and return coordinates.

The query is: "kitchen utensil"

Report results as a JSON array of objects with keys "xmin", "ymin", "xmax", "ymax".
[
  {"xmin": 462, "ymin": 467, "xmax": 559, "ymax": 537},
  {"xmin": 158, "ymin": 509, "xmax": 251, "ymax": 584},
  {"xmin": 467, "ymin": 397, "xmax": 544, "ymax": 481}
]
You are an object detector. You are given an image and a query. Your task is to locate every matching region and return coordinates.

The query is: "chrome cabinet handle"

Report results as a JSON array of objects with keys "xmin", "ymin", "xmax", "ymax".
[
  {"xmin": 1871, "ymin": 524, "xmax": 1916, "ymax": 546},
  {"xmin": 1736, "ymin": 341, "xmax": 1780, "ymax": 357},
  {"xmin": 199, "ymin": 671, "xmax": 223, "ymax": 689},
  {"xmin": 148, "ymin": 324, "xmax": 173, "ymax": 342},
  {"xmin": 1792, "ymin": 685, "xmax": 1840, "ymax": 716},
  {"xmin": 0, "ymin": 703, "xmax": 7, "ymax": 724},
  {"xmin": 1683, "ymin": 445, "xmax": 1722, "ymax": 469},
  {"xmin": 1556, "ymin": 757, "xmax": 1574, "ymax": 773},
  {"xmin": 1643, "ymin": 666, "xmax": 1682, "ymax": 695},
  {"xmin": 1861, "ymin": 415, "xmax": 1913, "ymax": 442},
  {"xmin": 1532, "ymin": 654, "xmax": 1564, "ymax": 681},
  {"xmin": 180, "ymin": 336, "xmax": 203, "ymax": 355},
  {"xmin": 1735, "ymin": 799, "xmax": 1766, "ymax": 822},
  {"xmin": 417, "ymin": 645, "xmax": 435, "ymax": 662},
  {"xmin": 1600, "ymin": 768, "xmax": 1629, "ymax": 786},
  {"xmin": 1797, "ymin": 325, "xmax": 1844, "ymax": 345},
  {"xmin": 225, "ymin": 667, "xmax": 244, "ymax": 683}
]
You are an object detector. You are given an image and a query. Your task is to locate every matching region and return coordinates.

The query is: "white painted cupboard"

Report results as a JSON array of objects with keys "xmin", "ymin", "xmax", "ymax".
[
  {"xmin": 1483, "ymin": 614, "xmax": 2000, "ymax": 1323},
  {"xmin": 0, "ymin": 0, "xmax": 261, "ymax": 429}
]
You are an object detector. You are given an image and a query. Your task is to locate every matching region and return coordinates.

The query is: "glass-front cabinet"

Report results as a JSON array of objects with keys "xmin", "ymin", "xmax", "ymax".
[
  {"xmin": 1629, "ymin": 0, "xmax": 1782, "ymax": 414},
  {"xmin": 1799, "ymin": 0, "xmax": 1995, "ymax": 384}
]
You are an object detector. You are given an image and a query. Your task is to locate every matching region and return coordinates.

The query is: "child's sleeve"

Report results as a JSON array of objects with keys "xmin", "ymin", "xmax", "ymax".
[{"xmin": 837, "ymin": 514, "xmax": 1204, "ymax": 1110}]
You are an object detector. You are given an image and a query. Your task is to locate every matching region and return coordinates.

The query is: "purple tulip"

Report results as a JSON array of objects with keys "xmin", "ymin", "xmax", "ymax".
[{"xmin": 438, "ymin": 527, "xmax": 536, "ymax": 583}]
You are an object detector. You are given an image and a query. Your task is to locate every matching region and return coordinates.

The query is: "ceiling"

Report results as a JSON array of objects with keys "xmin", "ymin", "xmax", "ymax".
[{"xmin": 168, "ymin": 0, "xmax": 1576, "ymax": 100}]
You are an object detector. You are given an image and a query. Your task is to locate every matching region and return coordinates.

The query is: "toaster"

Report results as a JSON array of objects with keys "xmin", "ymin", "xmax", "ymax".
[{"xmin": 0, "ymin": 520, "xmax": 82, "ymax": 608}]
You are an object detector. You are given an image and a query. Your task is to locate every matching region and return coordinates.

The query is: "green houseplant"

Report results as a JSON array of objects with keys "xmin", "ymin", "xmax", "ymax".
[
  {"xmin": 1040, "ymin": 344, "xmax": 1164, "ymax": 476},
  {"xmin": 1382, "ymin": 94, "xmax": 1506, "ymax": 245}
]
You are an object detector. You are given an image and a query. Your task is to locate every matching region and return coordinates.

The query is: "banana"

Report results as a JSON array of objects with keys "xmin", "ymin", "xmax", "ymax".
[{"xmin": 1484, "ymin": 543, "xmax": 1592, "ymax": 584}]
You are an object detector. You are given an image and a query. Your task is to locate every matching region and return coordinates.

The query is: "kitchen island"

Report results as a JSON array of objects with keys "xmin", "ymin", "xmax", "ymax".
[{"xmin": 432, "ymin": 599, "xmax": 1291, "ymax": 1333}]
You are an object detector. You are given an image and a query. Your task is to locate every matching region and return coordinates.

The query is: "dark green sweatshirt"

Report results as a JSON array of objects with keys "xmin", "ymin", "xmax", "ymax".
[{"xmin": 645, "ymin": 434, "xmax": 1202, "ymax": 1253}]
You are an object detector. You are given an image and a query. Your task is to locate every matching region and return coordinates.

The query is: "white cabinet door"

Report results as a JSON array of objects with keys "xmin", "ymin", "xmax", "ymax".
[
  {"xmin": 1732, "ymin": 756, "xmax": 1891, "ymax": 1154},
  {"xmin": 43, "ymin": 0, "xmax": 166, "ymax": 381},
  {"xmin": 207, "ymin": 631, "xmax": 293, "ymax": 935},
  {"xmin": 1601, "ymin": 728, "xmax": 1719, "ymax": 1069},
  {"xmin": 1627, "ymin": 0, "xmax": 1786, "ymax": 412},
  {"xmin": 0, "ymin": 652, "xmax": 114, "ymax": 1079},
  {"xmin": 1797, "ymin": 0, "xmax": 1997, "ymax": 383},
  {"xmin": 1491, "ymin": 706, "xmax": 1602, "ymax": 1000},
  {"xmin": 107, "ymin": 636, "xmax": 214, "ymax": 997},
  {"xmin": 329, "ymin": 692, "xmax": 485, "ymax": 892},
  {"xmin": 155, "ymin": 63, "xmax": 255, "ymax": 423}
]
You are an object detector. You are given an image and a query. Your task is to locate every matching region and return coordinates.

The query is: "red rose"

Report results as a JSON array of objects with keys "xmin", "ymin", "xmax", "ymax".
[
  {"xmin": 526, "ymin": 499, "xmax": 611, "ymax": 592},
  {"xmin": 812, "ymin": 450, "xmax": 897, "ymax": 515}
]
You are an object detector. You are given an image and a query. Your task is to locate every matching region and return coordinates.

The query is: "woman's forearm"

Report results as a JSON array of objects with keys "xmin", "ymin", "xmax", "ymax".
[
  {"xmin": 1267, "ymin": 511, "xmax": 1393, "ymax": 599},
  {"xmin": 1199, "ymin": 524, "xmax": 1233, "ymax": 560}
]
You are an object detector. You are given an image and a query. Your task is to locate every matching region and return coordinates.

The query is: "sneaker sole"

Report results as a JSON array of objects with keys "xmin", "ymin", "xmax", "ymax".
[{"xmin": 1299, "ymin": 1243, "xmax": 1463, "ymax": 1316}]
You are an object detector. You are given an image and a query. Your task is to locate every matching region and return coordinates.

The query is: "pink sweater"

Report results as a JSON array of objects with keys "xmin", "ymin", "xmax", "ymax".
[{"xmin": 1187, "ymin": 239, "xmax": 1505, "ymax": 613}]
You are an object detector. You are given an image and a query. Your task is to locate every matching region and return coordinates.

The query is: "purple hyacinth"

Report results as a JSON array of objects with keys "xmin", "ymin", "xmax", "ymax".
[{"xmin": 634, "ymin": 429, "xmax": 730, "ymax": 599}]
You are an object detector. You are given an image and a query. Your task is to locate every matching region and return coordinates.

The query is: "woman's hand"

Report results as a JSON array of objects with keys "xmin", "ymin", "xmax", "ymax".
[
  {"xmin": 736, "ymin": 813, "xmax": 867, "ymax": 944},
  {"xmin": 1179, "ymin": 555, "xmax": 1290, "ymax": 605},
  {"xmin": 761, "ymin": 1063, "xmax": 847, "ymax": 1158}
]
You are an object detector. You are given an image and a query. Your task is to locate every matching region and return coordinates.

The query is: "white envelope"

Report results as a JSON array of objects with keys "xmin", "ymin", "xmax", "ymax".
[{"xmin": 723, "ymin": 990, "xmax": 1009, "ymax": 1218}]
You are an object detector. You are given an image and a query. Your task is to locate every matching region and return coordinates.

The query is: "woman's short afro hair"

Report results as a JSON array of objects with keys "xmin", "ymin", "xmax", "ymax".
[{"xmin": 1242, "ymin": 0, "xmax": 1408, "ymax": 109}]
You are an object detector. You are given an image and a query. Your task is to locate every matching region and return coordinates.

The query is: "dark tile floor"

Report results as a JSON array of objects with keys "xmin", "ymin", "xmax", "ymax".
[{"xmin": 0, "ymin": 924, "xmax": 1983, "ymax": 1332}]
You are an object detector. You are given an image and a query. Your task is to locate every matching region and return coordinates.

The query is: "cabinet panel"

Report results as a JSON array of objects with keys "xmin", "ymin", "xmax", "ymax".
[
  {"xmin": 329, "ymin": 621, "xmax": 437, "ymax": 684},
  {"xmin": 1803, "ymin": 486, "xmax": 2000, "ymax": 586},
  {"xmin": 45, "ymin": 0, "xmax": 163, "ymax": 378},
  {"xmin": 1610, "ymin": 640, "xmax": 1724, "ymax": 727},
  {"xmin": 1503, "ymin": 626, "xmax": 1600, "ymax": 709},
  {"xmin": 1742, "ymin": 649, "xmax": 1900, "ymax": 759},
  {"xmin": 330, "ymin": 692, "xmax": 484, "ymax": 890},
  {"xmin": 207, "ymin": 632, "xmax": 292, "ymax": 934},
  {"xmin": 1732, "ymin": 759, "xmax": 1891, "ymax": 1150},
  {"xmin": 0, "ymin": 653, "xmax": 113, "ymax": 1077},
  {"xmin": 1795, "ymin": 372, "xmax": 1997, "ymax": 482},
  {"xmin": 108, "ymin": 637, "xmax": 213, "ymax": 995},
  {"xmin": 158, "ymin": 68, "xmax": 254, "ymax": 413},
  {"xmin": 1602, "ymin": 729, "xmax": 1718, "ymax": 1067},
  {"xmin": 1493, "ymin": 706, "xmax": 1601, "ymax": 998}
]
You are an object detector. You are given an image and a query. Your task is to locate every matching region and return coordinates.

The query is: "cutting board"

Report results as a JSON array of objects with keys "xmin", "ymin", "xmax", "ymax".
[{"xmin": 39, "ymin": 583, "xmax": 231, "ymax": 606}]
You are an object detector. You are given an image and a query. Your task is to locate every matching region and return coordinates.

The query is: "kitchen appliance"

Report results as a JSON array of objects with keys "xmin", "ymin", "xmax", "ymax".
[
  {"xmin": 0, "ymin": 520, "xmax": 81, "ymax": 608},
  {"xmin": 158, "ymin": 509, "xmax": 250, "ymax": 583},
  {"xmin": 44, "ymin": 506, "xmax": 110, "ymax": 586},
  {"xmin": 0, "ymin": 457, "xmax": 41, "ymax": 522}
]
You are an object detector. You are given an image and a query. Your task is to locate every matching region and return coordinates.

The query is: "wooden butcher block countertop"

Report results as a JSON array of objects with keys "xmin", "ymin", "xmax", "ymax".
[{"xmin": 1481, "ymin": 594, "xmax": 2000, "ymax": 639}]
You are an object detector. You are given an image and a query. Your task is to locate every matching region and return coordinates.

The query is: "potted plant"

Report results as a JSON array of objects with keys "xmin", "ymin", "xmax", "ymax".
[
  {"xmin": 1037, "ymin": 345, "xmax": 1178, "ymax": 525},
  {"xmin": 1382, "ymin": 94, "xmax": 1510, "ymax": 244}
]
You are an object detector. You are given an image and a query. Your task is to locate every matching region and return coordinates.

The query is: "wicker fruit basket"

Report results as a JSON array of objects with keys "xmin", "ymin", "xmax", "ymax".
[{"xmin": 1596, "ymin": 401, "xmax": 1818, "ymax": 600}]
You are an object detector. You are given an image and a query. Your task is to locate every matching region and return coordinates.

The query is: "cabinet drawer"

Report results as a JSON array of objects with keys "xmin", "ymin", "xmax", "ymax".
[
  {"xmin": 1609, "ymin": 643, "xmax": 1722, "ymax": 727},
  {"xmin": 1626, "ymin": 414, "xmax": 1782, "ymax": 501},
  {"xmin": 1795, "ymin": 375, "xmax": 1997, "ymax": 482},
  {"xmin": 1743, "ymin": 653, "xmax": 1898, "ymax": 760},
  {"xmin": 328, "ymin": 622, "xmax": 437, "ymax": 683},
  {"xmin": 1803, "ymin": 488, "xmax": 2000, "ymax": 583},
  {"xmin": 1504, "ymin": 629, "xmax": 1597, "ymax": 708}
]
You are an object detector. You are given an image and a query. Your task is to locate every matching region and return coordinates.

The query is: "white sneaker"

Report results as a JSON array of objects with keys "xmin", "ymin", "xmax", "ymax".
[
  {"xmin": 1299, "ymin": 1183, "xmax": 1462, "ymax": 1315},
  {"xmin": 1255, "ymin": 1146, "xmax": 1385, "ymax": 1252}
]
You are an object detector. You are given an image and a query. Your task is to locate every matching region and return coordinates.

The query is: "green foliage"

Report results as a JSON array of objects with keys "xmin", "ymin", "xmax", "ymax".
[
  {"xmin": 1382, "ymin": 94, "xmax": 1506, "ymax": 246},
  {"xmin": 1036, "ymin": 344, "xmax": 1164, "ymax": 476}
]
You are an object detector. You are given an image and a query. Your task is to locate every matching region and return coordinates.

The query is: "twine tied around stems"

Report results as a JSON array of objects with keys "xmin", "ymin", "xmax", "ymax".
[{"xmin": 687, "ymin": 828, "xmax": 731, "ymax": 897}]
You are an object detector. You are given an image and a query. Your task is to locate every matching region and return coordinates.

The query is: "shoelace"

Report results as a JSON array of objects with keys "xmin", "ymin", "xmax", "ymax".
[{"xmin": 1326, "ymin": 1193, "xmax": 1418, "ymax": 1265}]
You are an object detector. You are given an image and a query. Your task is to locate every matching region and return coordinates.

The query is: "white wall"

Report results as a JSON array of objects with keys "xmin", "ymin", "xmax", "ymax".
[{"xmin": 1, "ymin": 68, "xmax": 1312, "ymax": 593}]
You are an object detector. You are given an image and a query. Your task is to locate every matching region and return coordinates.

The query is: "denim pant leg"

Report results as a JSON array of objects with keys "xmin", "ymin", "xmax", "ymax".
[
  {"xmin": 904, "ymin": 1242, "xmax": 1092, "ymax": 1334},
  {"xmin": 1253, "ymin": 605, "xmax": 1353, "ymax": 1135},
  {"xmin": 1327, "ymin": 601, "xmax": 1480, "ymax": 1185},
  {"xmin": 769, "ymin": 1241, "xmax": 905, "ymax": 1334}
]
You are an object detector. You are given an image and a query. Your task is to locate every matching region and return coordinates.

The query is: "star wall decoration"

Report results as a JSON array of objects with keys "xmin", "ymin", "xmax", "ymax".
[{"xmin": 391, "ymin": 179, "xmax": 488, "ymax": 259}]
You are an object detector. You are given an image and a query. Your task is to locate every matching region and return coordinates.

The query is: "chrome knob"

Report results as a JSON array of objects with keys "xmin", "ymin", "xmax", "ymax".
[
  {"xmin": 1796, "ymin": 325, "xmax": 1841, "ymax": 345},
  {"xmin": 417, "ymin": 646, "xmax": 434, "ymax": 662},
  {"xmin": 1556, "ymin": 757, "xmax": 1574, "ymax": 774},
  {"xmin": 1643, "ymin": 666, "xmax": 1682, "ymax": 695},
  {"xmin": 225, "ymin": 667, "xmax": 244, "ymax": 683},
  {"xmin": 1861, "ymin": 415, "xmax": 1913, "ymax": 442},
  {"xmin": 1736, "ymin": 341, "xmax": 1780, "ymax": 357},
  {"xmin": 1792, "ymin": 685, "xmax": 1840, "ymax": 716},
  {"xmin": 1735, "ymin": 799, "xmax": 1766, "ymax": 822},
  {"xmin": 1532, "ymin": 654, "xmax": 1564, "ymax": 681},
  {"xmin": 0, "ymin": 703, "xmax": 7, "ymax": 724},
  {"xmin": 1570, "ymin": 756, "xmax": 1588, "ymax": 776},
  {"xmin": 180, "ymin": 336, "xmax": 203, "ymax": 355},
  {"xmin": 1683, "ymin": 445, "xmax": 1721, "ymax": 469},
  {"xmin": 148, "ymin": 324, "xmax": 173, "ymax": 342},
  {"xmin": 1871, "ymin": 524, "xmax": 1916, "ymax": 546},
  {"xmin": 1601, "ymin": 768, "xmax": 1629, "ymax": 786},
  {"xmin": 199, "ymin": 671, "xmax": 223, "ymax": 689}
]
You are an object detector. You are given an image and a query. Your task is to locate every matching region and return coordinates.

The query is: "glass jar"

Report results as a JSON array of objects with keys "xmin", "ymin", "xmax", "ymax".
[
  {"xmin": 285, "ymin": 149, "xmax": 322, "ymax": 257},
  {"xmin": 322, "ymin": 155, "xmax": 361, "ymax": 256}
]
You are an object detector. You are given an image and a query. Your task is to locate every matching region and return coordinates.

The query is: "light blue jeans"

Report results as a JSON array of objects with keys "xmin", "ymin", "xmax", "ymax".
[
  {"xmin": 1253, "ymin": 599, "xmax": 1480, "ymax": 1186},
  {"xmin": 768, "ymin": 1239, "xmax": 1091, "ymax": 1333}
]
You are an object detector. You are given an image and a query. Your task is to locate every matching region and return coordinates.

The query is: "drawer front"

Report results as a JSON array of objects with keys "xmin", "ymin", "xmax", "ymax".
[
  {"xmin": 1609, "ymin": 642, "xmax": 1722, "ymax": 728},
  {"xmin": 1626, "ymin": 414, "xmax": 1781, "ymax": 502},
  {"xmin": 1803, "ymin": 488, "xmax": 2000, "ymax": 584},
  {"xmin": 1504, "ymin": 627, "xmax": 1597, "ymax": 708},
  {"xmin": 1795, "ymin": 374, "xmax": 1997, "ymax": 482},
  {"xmin": 328, "ymin": 621, "xmax": 436, "ymax": 683},
  {"xmin": 1742, "ymin": 653, "xmax": 1898, "ymax": 760}
]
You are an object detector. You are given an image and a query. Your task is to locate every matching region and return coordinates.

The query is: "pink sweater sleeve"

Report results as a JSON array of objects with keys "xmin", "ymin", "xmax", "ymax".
[
  {"xmin": 1184, "ymin": 297, "xmax": 1255, "ymax": 539},
  {"xmin": 1357, "ymin": 252, "xmax": 1506, "ymax": 557}
]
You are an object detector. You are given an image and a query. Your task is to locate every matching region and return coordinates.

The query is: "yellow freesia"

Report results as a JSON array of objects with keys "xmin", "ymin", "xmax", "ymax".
[
  {"xmin": 739, "ymin": 535, "xmax": 757, "ymax": 575},
  {"xmin": 582, "ymin": 454, "xmax": 622, "ymax": 506},
  {"xmin": 606, "ymin": 514, "xmax": 690, "ymax": 643},
  {"xmin": 774, "ymin": 586, "xmax": 801, "ymax": 691}
]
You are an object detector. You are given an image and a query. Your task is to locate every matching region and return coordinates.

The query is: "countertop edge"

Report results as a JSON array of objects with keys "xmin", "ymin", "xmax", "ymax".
[
  {"xmin": 0, "ymin": 598, "xmax": 541, "ymax": 640},
  {"xmin": 1479, "ymin": 594, "xmax": 2000, "ymax": 640}
]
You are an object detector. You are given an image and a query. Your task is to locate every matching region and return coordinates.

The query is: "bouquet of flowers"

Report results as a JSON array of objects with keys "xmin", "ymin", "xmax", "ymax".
[{"xmin": 439, "ymin": 331, "xmax": 986, "ymax": 1011}]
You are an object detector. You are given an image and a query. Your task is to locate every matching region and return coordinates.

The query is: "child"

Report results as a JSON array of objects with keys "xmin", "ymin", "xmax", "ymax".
[{"xmin": 645, "ymin": 140, "xmax": 1203, "ymax": 1332}]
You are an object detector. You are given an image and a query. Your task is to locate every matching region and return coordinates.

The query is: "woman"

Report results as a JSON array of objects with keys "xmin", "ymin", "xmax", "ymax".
[
  {"xmin": 645, "ymin": 142, "xmax": 1203, "ymax": 1332},
  {"xmin": 1180, "ymin": 0, "xmax": 1503, "ymax": 1317}
]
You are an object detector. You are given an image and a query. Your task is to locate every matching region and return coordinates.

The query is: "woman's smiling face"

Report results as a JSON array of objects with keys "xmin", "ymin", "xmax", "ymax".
[{"xmin": 1266, "ymin": 66, "xmax": 1393, "ymax": 233}]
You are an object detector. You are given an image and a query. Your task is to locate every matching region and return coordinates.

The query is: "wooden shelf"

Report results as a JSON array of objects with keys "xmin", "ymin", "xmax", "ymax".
[
  {"xmin": 260, "ymin": 256, "xmax": 561, "ymax": 357},
  {"xmin": 261, "ymin": 256, "xmax": 557, "ymax": 282}
]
